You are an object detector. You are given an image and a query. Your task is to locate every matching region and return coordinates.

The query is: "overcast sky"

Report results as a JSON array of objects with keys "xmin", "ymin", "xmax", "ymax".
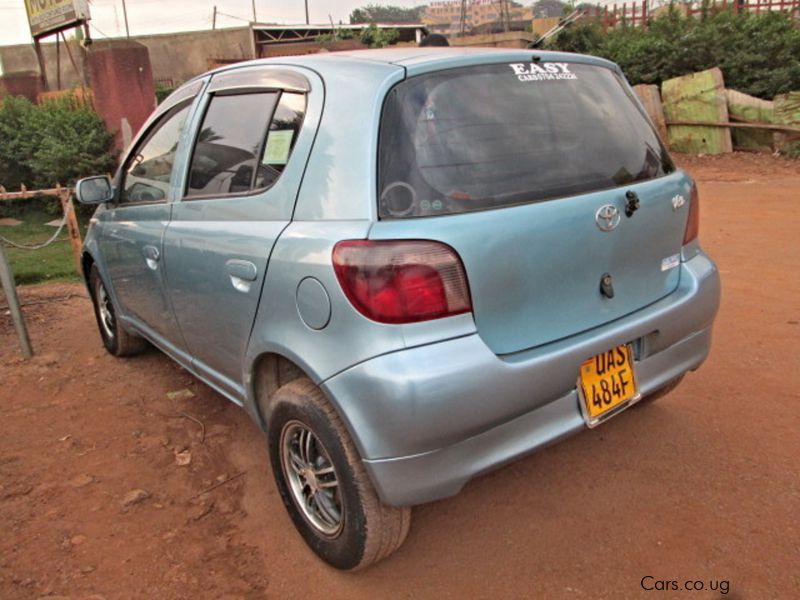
[{"xmin": 0, "ymin": 0, "xmax": 426, "ymax": 46}]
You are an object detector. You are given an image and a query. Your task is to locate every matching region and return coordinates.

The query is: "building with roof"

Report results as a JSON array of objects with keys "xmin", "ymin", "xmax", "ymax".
[{"xmin": 422, "ymin": 0, "xmax": 533, "ymax": 34}]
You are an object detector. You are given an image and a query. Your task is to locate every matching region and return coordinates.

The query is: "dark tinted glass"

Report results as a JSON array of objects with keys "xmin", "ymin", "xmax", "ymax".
[
  {"xmin": 186, "ymin": 92, "xmax": 278, "ymax": 197},
  {"xmin": 121, "ymin": 103, "xmax": 191, "ymax": 204},
  {"xmin": 378, "ymin": 62, "xmax": 674, "ymax": 218}
]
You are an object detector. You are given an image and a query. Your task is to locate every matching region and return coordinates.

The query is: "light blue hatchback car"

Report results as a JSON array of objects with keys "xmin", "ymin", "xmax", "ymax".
[{"xmin": 76, "ymin": 48, "xmax": 720, "ymax": 570}]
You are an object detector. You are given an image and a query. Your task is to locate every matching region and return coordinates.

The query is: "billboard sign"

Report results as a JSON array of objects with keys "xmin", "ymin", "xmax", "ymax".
[{"xmin": 24, "ymin": 0, "xmax": 91, "ymax": 38}]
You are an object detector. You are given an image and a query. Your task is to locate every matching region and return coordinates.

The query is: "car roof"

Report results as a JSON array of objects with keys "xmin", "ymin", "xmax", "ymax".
[
  {"xmin": 197, "ymin": 47, "xmax": 620, "ymax": 82},
  {"xmin": 322, "ymin": 46, "xmax": 588, "ymax": 66}
]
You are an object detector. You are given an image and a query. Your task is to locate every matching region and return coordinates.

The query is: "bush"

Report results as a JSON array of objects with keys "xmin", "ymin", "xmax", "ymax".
[
  {"xmin": 546, "ymin": 8, "xmax": 800, "ymax": 99},
  {"xmin": 0, "ymin": 96, "xmax": 35, "ymax": 191},
  {"xmin": 317, "ymin": 24, "xmax": 398, "ymax": 47},
  {"xmin": 0, "ymin": 94, "xmax": 116, "ymax": 191},
  {"xmin": 544, "ymin": 19, "xmax": 605, "ymax": 54},
  {"xmin": 359, "ymin": 24, "xmax": 400, "ymax": 48},
  {"xmin": 155, "ymin": 82, "xmax": 176, "ymax": 105}
]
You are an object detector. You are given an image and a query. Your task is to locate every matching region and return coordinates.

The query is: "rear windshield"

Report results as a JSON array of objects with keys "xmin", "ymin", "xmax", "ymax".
[{"xmin": 378, "ymin": 61, "xmax": 674, "ymax": 218}]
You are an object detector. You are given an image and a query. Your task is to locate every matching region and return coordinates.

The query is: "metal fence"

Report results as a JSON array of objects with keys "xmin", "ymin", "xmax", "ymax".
[
  {"xmin": 0, "ymin": 185, "xmax": 82, "ymax": 359},
  {"xmin": 586, "ymin": 0, "xmax": 800, "ymax": 30}
]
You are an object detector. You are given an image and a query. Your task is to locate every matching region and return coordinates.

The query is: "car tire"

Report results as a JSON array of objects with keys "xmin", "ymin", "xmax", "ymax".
[
  {"xmin": 638, "ymin": 374, "xmax": 685, "ymax": 405},
  {"xmin": 267, "ymin": 378, "xmax": 411, "ymax": 570},
  {"xmin": 89, "ymin": 265, "xmax": 148, "ymax": 357}
]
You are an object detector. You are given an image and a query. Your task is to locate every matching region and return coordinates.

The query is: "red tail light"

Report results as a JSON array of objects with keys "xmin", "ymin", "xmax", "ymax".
[
  {"xmin": 683, "ymin": 182, "xmax": 700, "ymax": 245},
  {"xmin": 332, "ymin": 240, "xmax": 472, "ymax": 324}
]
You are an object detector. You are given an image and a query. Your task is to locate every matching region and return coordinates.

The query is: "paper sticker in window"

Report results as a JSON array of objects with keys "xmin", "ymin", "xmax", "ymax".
[
  {"xmin": 263, "ymin": 130, "xmax": 294, "ymax": 165},
  {"xmin": 508, "ymin": 62, "xmax": 577, "ymax": 82}
]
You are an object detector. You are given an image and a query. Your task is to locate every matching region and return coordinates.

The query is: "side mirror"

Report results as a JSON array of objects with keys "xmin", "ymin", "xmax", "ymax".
[{"xmin": 75, "ymin": 176, "xmax": 114, "ymax": 204}]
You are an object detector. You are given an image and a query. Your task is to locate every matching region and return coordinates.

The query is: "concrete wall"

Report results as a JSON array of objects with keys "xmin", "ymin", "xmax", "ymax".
[
  {"xmin": 259, "ymin": 38, "xmax": 365, "ymax": 59},
  {"xmin": 133, "ymin": 27, "xmax": 253, "ymax": 85},
  {"xmin": 0, "ymin": 71, "xmax": 42, "ymax": 102},
  {"xmin": 0, "ymin": 26, "xmax": 254, "ymax": 92},
  {"xmin": 0, "ymin": 40, "xmax": 84, "ymax": 90}
]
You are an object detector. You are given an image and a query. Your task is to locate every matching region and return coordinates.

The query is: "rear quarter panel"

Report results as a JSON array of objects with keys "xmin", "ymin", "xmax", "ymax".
[{"xmin": 244, "ymin": 58, "xmax": 477, "ymax": 400}]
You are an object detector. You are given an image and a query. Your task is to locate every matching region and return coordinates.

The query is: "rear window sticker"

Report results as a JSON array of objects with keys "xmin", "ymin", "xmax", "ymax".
[{"xmin": 508, "ymin": 62, "xmax": 577, "ymax": 82}]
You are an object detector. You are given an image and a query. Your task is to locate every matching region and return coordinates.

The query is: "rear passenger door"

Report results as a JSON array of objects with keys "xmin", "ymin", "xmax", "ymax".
[{"xmin": 163, "ymin": 66, "xmax": 319, "ymax": 399}]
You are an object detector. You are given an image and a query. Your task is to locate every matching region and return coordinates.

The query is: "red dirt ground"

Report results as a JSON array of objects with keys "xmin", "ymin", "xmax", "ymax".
[{"xmin": 1, "ymin": 153, "xmax": 798, "ymax": 599}]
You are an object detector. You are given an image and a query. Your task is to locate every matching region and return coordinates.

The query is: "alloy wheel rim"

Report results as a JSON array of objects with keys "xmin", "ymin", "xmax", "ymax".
[
  {"xmin": 96, "ymin": 281, "xmax": 115, "ymax": 339},
  {"xmin": 280, "ymin": 420, "xmax": 343, "ymax": 537}
]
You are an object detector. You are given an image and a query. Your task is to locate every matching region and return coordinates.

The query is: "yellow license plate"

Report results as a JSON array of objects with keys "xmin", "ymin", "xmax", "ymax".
[{"xmin": 578, "ymin": 344, "xmax": 638, "ymax": 424}]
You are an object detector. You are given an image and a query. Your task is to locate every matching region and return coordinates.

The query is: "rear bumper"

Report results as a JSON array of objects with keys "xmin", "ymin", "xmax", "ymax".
[
  {"xmin": 363, "ymin": 326, "xmax": 711, "ymax": 506},
  {"xmin": 322, "ymin": 252, "xmax": 720, "ymax": 506}
]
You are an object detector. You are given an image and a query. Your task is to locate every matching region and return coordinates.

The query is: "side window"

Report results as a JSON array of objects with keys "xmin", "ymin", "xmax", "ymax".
[
  {"xmin": 256, "ymin": 92, "xmax": 306, "ymax": 189},
  {"xmin": 185, "ymin": 91, "xmax": 307, "ymax": 199},
  {"xmin": 120, "ymin": 102, "xmax": 192, "ymax": 205}
]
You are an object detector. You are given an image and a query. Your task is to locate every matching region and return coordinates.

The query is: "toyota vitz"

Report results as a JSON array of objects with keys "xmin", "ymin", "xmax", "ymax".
[{"xmin": 75, "ymin": 48, "xmax": 720, "ymax": 570}]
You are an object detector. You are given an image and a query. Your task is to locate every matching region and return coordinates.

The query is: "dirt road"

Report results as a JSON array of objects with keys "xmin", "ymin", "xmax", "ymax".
[{"xmin": 1, "ymin": 154, "xmax": 798, "ymax": 599}]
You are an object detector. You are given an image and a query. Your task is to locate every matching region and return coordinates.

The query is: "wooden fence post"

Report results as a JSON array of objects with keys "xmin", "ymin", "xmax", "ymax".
[
  {"xmin": 57, "ymin": 184, "xmax": 83, "ymax": 275},
  {"xmin": 0, "ymin": 243, "xmax": 33, "ymax": 359}
]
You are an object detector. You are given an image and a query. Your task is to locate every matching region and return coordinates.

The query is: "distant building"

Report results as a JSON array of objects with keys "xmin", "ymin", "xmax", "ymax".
[{"xmin": 422, "ymin": 0, "xmax": 533, "ymax": 34}]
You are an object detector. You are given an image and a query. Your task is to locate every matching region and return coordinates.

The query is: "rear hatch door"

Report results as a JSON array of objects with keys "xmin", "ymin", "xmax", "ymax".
[{"xmin": 373, "ymin": 59, "xmax": 692, "ymax": 355}]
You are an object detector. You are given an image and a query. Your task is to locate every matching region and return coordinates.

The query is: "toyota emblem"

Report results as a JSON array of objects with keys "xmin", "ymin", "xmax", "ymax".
[{"xmin": 595, "ymin": 204, "xmax": 621, "ymax": 232}]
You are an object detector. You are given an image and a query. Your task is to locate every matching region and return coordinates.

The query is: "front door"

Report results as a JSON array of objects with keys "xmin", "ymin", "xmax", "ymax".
[{"xmin": 99, "ymin": 100, "xmax": 194, "ymax": 346}]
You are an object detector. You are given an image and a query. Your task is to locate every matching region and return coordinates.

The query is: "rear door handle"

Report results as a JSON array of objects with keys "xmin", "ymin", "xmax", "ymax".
[
  {"xmin": 143, "ymin": 245, "xmax": 160, "ymax": 270},
  {"xmin": 225, "ymin": 259, "xmax": 258, "ymax": 292}
]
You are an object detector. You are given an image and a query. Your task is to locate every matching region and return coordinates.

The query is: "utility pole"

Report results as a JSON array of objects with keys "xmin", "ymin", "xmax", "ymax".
[
  {"xmin": 304, "ymin": 0, "xmax": 310, "ymax": 25},
  {"xmin": 121, "ymin": 0, "xmax": 130, "ymax": 37},
  {"xmin": 251, "ymin": 0, "xmax": 257, "ymax": 23},
  {"xmin": 212, "ymin": 5, "xmax": 217, "ymax": 29}
]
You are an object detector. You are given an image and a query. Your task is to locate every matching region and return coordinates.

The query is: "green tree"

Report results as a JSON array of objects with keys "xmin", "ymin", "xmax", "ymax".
[
  {"xmin": 0, "ymin": 96, "xmax": 35, "ymax": 190},
  {"xmin": 349, "ymin": 4, "xmax": 423, "ymax": 24},
  {"xmin": 316, "ymin": 27, "xmax": 356, "ymax": 44},
  {"xmin": 359, "ymin": 23, "xmax": 400, "ymax": 48},
  {"xmin": 543, "ymin": 19, "xmax": 604, "ymax": 53},
  {"xmin": 0, "ymin": 94, "xmax": 116, "ymax": 190},
  {"xmin": 545, "ymin": 9, "xmax": 800, "ymax": 99}
]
